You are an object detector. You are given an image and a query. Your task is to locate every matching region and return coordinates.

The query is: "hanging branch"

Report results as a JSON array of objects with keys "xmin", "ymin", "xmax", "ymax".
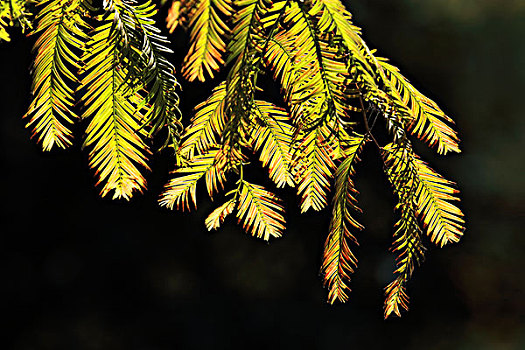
[{"xmin": 0, "ymin": 0, "xmax": 465, "ymax": 318}]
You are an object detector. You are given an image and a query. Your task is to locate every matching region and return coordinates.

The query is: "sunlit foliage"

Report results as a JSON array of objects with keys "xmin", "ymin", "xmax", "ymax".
[
  {"xmin": 19, "ymin": 0, "xmax": 183, "ymax": 199},
  {"xmin": 161, "ymin": 0, "xmax": 464, "ymax": 318},
  {"xmin": 1, "ymin": 0, "xmax": 464, "ymax": 318},
  {"xmin": 0, "ymin": 0, "xmax": 33, "ymax": 41}
]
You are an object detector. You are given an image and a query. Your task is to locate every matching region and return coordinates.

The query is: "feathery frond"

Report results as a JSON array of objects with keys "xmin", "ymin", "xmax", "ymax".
[
  {"xmin": 219, "ymin": 0, "xmax": 289, "ymax": 172},
  {"xmin": 182, "ymin": 0, "xmax": 233, "ymax": 81},
  {"xmin": 262, "ymin": 34, "xmax": 298, "ymax": 102},
  {"xmin": 179, "ymin": 81, "xmax": 227, "ymax": 158},
  {"xmin": 310, "ymin": 0, "xmax": 375, "ymax": 76},
  {"xmin": 382, "ymin": 141, "xmax": 426, "ymax": 318},
  {"xmin": 293, "ymin": 120, "xmax": 337, "ymax": 212},
  {"xmin": 414, "ymin": 156, "xmax": 465, "ymax": 246},
  {"xmin": 380, "ymin": 61, "xmax": 460, "ymax": 154},
  {"xmin": 159, "ymin": 148, "xmax": 221, "ymax": 210},
  {"xmin": 322, "ymin": 134, "xmax": 366, "ymax": 304},
  {"xmin": 384, "ymin": 278, "xmax": 410, "ymax": 318},
  {"xmin": 25, "ymin": 0, "xmax": 88, "ymax": 151},
  {"xmin": 0, "ymin": 0, "xmax": 467, "ymax": 318},
  {"xmin": 79, "ymin": 14, "xmax": 151, "ymax": 200},
  {"xmin": 279, "ymin": 2, "xmax": 341, "ymax": 121},
  {"xmin": 278, "ymin": 2, "xmax": 357, "ymax": 212},
  {"xmin": 236, "ymin": 180, "xmax": 285, "ymax": 241},
  {"xmin": 205, "ymin": 198, "xmax": 235, "ymax": 230},
  {"xmin": 226, "ymin": 0, "xmax": 289, "ymax": 70},
  {"xmin": 117, "ymin": 0, "xmax": 183, "ymax": 151},
  {"xmin": 166, "ymin": 0, "xmax": 196, "ymax": 33},
  {"xmin": 249, "ymin": 100, "xmax": 295, "ymax": 188},
  {"xmin": 225, "ymin": 0, "xmax": 259, "ymax": 65}
]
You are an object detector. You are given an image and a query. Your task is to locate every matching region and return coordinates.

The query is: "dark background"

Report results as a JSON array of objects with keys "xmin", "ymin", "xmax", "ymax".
[{"xmin": 1, "ymin": 0, "xmax": 524, "ymax": 349}]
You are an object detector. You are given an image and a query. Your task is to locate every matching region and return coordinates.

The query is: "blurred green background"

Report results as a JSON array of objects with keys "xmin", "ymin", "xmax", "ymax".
[{"xmin": 0, "ymin": 0, "xmax": 523, "ymax": 349}]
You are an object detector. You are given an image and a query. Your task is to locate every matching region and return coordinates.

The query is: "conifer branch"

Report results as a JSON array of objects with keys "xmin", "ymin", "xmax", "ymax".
[
  {"xmin": 322, "ymin": 134, "xmax": 366, "ymax": 303},
  {"xmin": 79, "ymin": 11, "xmax": 152, "ymax": 200},
  {"xmin": 0, "ymin": 0, "xmax": 466, "ymax": 317},
  {"xmin": 25, "ymin": 0, "xmax": 88, "ymax": 151}
]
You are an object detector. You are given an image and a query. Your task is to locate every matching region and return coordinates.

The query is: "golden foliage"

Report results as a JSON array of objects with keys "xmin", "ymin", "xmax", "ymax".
[
  {"xmin": 0, "ymin": 19, "xmax": 8, "ymax": 41},
  {"xmin": 0, "ymin": 0, "xmax": 33, "ymax": 42},
  {"xmin": 382, "ymin": 142, "xmax": 426, "ymax": 318},
  {"xmin": 0, "ymin": 0, "xmax": 465, "ymax": 318},
  {"xmin": 293, "ymin": 121, "xmax": 337, "ymax": 212},
  {"xmin": 205, "ymin": 198, "xmax": 236, "ymax": 230},
  {"xmin": 381, "ymin": 140, "xmax": 464, "ymax": 317},
  {"xmin": 159, "ymin": 148, "xmax": 223, "ymax": 210},
  {"xmin": 166, "ymin": 0, "xmax": 192, "ymax": 32},
  {"xmin": 17, "ymin": 0, "xmax": 182, "ymax": 199},
  {"xmin": 249, "ymin": 101, "xmax": 294, "ymax": 188},
  {"xmin": 25, "ymin": 0, "xmax": 87, "ymax": 151},
  {"xmin": 179, "ymin": 81, "xmax": 227, "ymax": 158},
  {"xmin": 80, "ymin": 18, "xmax": 151, "ymax": 200},
  {"xmin": 381, "ymin": 61, "xmax": 461, "ymax": 154},
  {"xmin": 236, "ymin": 180, "xmax": 285, "ymax": 241},
  {"xmin": 123, "ymin": 0, "xmax": 183, "ymax": 151},
  {"xmin": 384, "ymin": 279, "xmax": 410, "ymax": 318},
  {"xmin": 181, "ymin": 0, "xmax": 233, "ymax": 81},
  {"xmin": 321, "ymin": 134, "xmax": 366, "ymax": 304},
  {"xmin": 414, "ymin": 157, "xmax": 464, "ymax": 246},
  {"xmin": 161, "ymin": 0, "xmax": 464, "ymax": 316}
]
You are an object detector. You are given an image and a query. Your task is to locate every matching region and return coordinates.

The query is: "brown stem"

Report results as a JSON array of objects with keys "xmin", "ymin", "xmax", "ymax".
[{"xmin": 359, "ymin": 94, "xmax": 381, "ymax": 150}]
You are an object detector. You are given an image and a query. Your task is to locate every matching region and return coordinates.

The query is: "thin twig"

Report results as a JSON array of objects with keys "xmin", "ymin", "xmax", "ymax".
[{"xmin": 359, "ymin": 94, "xmax": 381, "ymax": 150}]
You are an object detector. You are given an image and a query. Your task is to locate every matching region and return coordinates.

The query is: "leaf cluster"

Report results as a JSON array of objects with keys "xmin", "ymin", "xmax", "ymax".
[
  {"xmin": 23, "ymin": 0, "xmax": 182, "ymax": 199},
  {"xmin": 0, "ymin": 0, "xmax": 34, "ymax": 41},
  {"xmin": 162, "ymin": 0, "xmax": 465, "ymax": 318},
  {"xmin": 1, "ymin": 0, "xmax": 465, "ymax": 318}
]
